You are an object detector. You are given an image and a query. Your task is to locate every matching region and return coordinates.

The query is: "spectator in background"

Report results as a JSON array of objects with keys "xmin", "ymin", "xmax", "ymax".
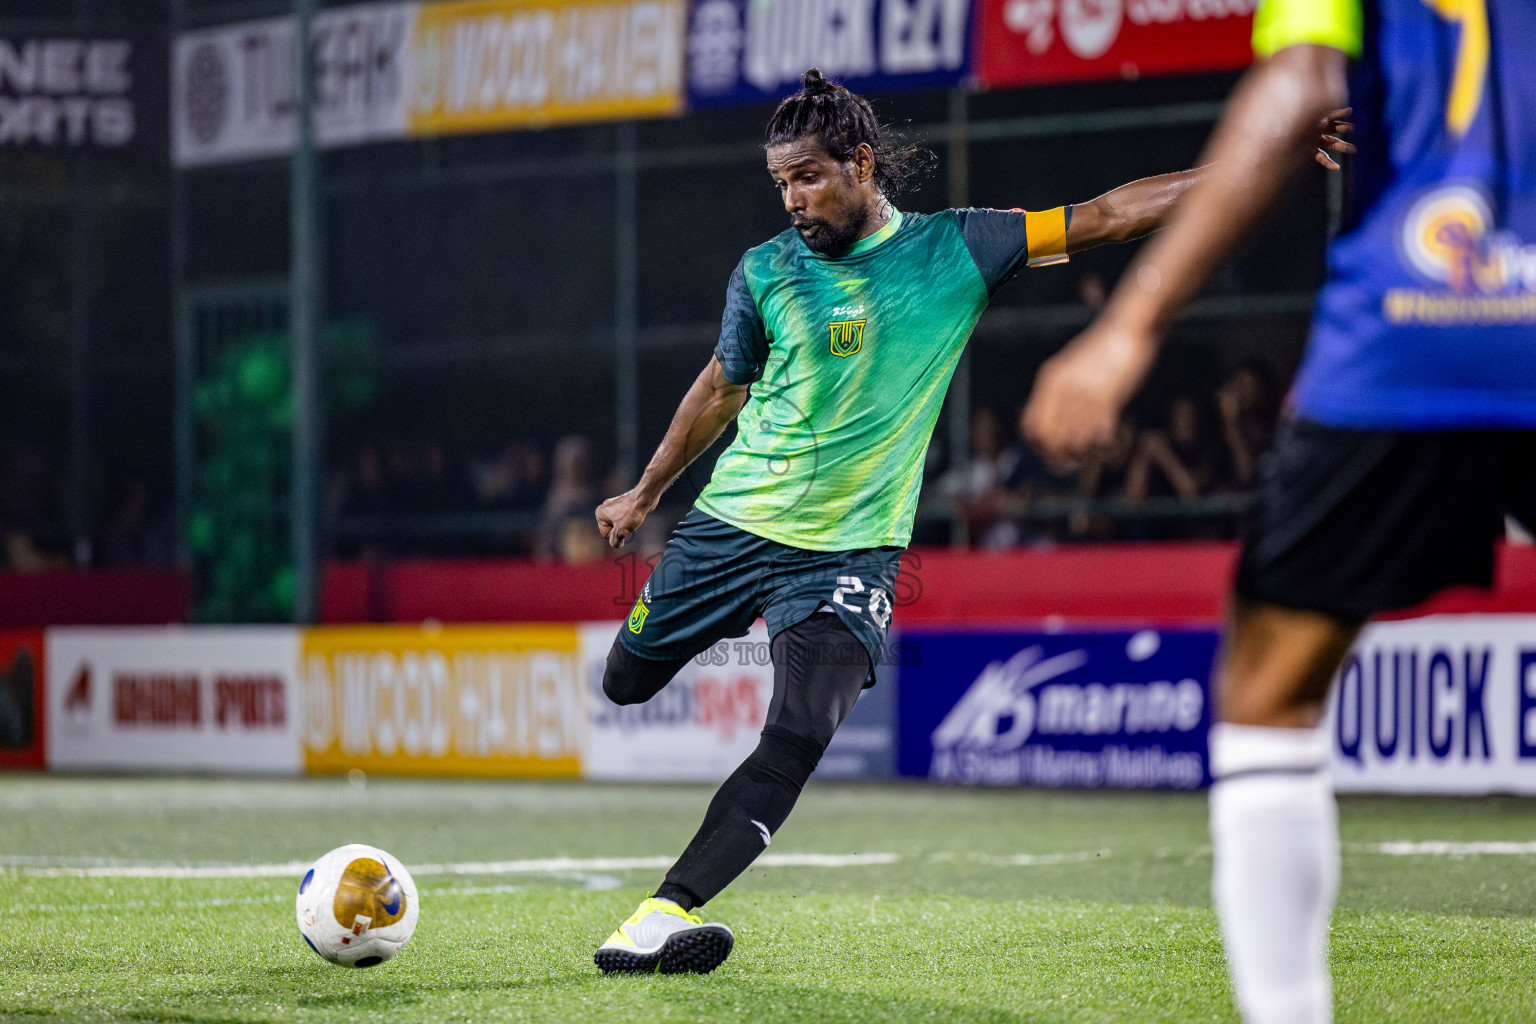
[
  {"xmin": 542, "ymin": 434, "xmax": 600, "ymax": 560},
  {"xmin": 389, "ymin": 440, "xmax": 468, "ymax": 515},
  {"xmin": 347, "ymin": 443, "xmax": 390, "ymax": 517},
  {"xmin": 1077, "ymin": 416, "xmax": 1139, "ymax": 501},
  {"xmin": 941, "ymin": 407, "xmax": 1018, "ymax": 549},
  {"xmin": 997, "ymin": 404, "xmax": 1080, "ymax": 545},
  {"xmin": 1126, "ymin": 395, "xmax": 1222, "ymax": 502},
  {"xmin": 474, "ymin": 440, "xmax": 548, "ymax": 512},
  {"xmin": 1072, "ymin": 416, "xmax": 1140, "ymax": 540},
  {"xmin": 1, "ymin": 443, "xmax": 68, "ymax": 571},
  {"xmin": 98, "ymin": 477, "xmax": 172, "ymax": 567},
  {"xmin": 1002, "ymin": 403, "xmax": 1079, "ymax": 501},
  {"xmin": 419, "ymin": 442, "xmax": 469, "ymax": 513},
  {"xmin": 1075, "ymin": 270, "xmax": 1108, "ymax": 313},
  {"xmin": 1215, "ymin": 361, "xmax": 1278, "ymax": 491}
]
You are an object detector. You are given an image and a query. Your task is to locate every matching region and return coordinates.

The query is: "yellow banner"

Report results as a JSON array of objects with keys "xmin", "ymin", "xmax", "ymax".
[
  {"xmin": 302, "ymin": 625, "xmax": 583, "ymax": 778},
  {"xmin": 408, "ymin": 0, "xmax": 684, "ymax": 134}
]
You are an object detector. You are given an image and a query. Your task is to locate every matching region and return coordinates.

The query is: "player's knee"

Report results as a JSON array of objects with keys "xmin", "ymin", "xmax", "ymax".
[
  {"xmin": 602, "ymin": 639, "xmax": 683, "ymax": 707},
  {"xmin": 743, "ymin": 724, "xmax": 824, "ymax": 793},
  {"xmin": 1218, "ymin": 599, "xmax": 1361, "ymax": 727}
]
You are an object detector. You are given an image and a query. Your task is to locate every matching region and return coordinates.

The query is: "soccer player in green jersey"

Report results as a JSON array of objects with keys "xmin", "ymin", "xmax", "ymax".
[{"xmin": 589, "ymin": 67, "xmax": 1345, "ymax": 976}]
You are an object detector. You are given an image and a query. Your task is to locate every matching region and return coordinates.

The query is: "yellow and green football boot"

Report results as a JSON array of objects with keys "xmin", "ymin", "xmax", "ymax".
[{"xmin": 593, "ymin": 897, "xmax": 734, "ymax": 974}]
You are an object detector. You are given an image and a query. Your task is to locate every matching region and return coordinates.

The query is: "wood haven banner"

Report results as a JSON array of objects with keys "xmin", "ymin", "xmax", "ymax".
[
  {"xmin": 302, "ymin": 625, "xmax": 584, "ymax": 778},
  {"xmin": 409, "ymin": 0, "xmax": 684, "ymax": 134},
  {"xmin": 978, "ymin": 0, "xmax": 1255, "ymax": 89}
]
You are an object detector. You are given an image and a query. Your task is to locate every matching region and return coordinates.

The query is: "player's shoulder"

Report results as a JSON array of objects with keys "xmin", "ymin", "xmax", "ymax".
[
  {"xmin": 738, "ymin": 228, "xmax": 803, "ymax": 278},
  {"xmin": 948, "ymin": 206, "xmax": 1024, "ymax": 225}
]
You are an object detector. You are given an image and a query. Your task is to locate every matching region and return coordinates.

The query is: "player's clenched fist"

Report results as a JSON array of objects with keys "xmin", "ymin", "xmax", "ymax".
[
  {"xmin": 1024, "ymin": 318, "xmax": 1159, "ymax": 461},
  {"xmin": 596, "ymin": 488, "xmax": 657, "ymax": 549}
]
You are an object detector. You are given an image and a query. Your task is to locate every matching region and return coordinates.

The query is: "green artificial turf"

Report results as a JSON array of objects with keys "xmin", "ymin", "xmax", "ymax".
[{"xmin": 1, "ymin": 776, "xmax": 1534, "ymax": 1023}]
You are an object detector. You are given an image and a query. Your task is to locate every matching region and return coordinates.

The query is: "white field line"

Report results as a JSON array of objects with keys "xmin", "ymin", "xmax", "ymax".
[
  {"xmin": 3, "ymin": 852, "xmax": 900, "ymax": 879},
  {"xmin": 22, "ymin": 884, "xmax": 532, "ymax": 915},
  {"xmin": 991, "ymin": 850, "xmax": 1109, "ymax": 866},
  {"xmin": 1366, "ymin": 840, "xmax": 1536, "ymax": 857}
]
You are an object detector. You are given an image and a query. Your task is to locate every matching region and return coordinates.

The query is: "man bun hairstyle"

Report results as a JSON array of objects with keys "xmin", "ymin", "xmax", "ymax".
[{"xmin": 765, "ymin": 68, "xmax": 936, "ymax": 199}]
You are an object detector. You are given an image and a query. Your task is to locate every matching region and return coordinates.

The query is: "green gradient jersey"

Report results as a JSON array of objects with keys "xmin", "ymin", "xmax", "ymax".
[{"xmin": 696, "ymin": 206, "xmax": 1070, "ymax": 550}]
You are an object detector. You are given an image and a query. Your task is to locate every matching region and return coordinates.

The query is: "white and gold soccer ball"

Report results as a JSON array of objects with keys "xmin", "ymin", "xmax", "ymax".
[{"xmin": 295, "ymin": 844, "xmax": 419, "ymax": 967}]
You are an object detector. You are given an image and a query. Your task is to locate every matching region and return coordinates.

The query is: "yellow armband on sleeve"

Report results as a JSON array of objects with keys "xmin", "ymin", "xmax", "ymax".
[
  {"xmin": 1252, "ymin": 0, "xmax": 1363, "ymax": 59},
  {"xmin": 1025, "ymin": 206, "xmax": 1070, "ymax": 268}
]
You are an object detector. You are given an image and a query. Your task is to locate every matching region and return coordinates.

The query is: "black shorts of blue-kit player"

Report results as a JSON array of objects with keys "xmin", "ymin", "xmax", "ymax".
[
  {"xmin": 1234, "ymin": 421, "xmax": 1536, "ymax": 623},
  {"xmin": 612, "ymin": 507, "xmax": 902, "ymax": 686}
]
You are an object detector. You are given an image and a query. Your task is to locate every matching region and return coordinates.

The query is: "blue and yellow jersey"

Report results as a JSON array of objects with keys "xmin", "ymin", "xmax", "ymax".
[{"xmin": 1256, "ymin": 0, "xmax": 1536, "ymax": 428}]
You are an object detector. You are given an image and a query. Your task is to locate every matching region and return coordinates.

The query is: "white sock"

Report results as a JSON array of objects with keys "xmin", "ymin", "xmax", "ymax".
[{"xmin": 1209, "ymin": 723, "xmax": 1338, "ymax": 1024}]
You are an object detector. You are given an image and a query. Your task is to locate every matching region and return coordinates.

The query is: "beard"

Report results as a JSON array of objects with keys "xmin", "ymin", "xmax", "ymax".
[{"xmin": 794, "ymin": 204, "xmax": 871, "ymax": 255}]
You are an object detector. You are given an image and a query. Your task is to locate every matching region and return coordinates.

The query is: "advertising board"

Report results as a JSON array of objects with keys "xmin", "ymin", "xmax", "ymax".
[
  {"xmin": 0, "ymin": 631, "xmax": 45, "ymax": 769},
  {"xmin": 172, "ymin": 4, "xmax": 413, "ymax": 166},
  {"xmin": 898, "ymin": 627, "xmax": 1217, "ymax": 789},
  {"xmin": 301, "ymin": 625, "xmax": 584, "ymax": 778},
  {"xmin": 172, "ymin": 0, "xmax": 685, "ymax": 166},
  {"xmin": 685, "ymin": 0, "xmax": 970, "ymax": 109},
  {"xmin": 579, "ymin": 621, "xmax": 894, "ymax": 781},
  {"xmin": 410, "ymin": 0, "xmax": 685, "ymax": 134},
  {"xmin": 1328, "ymin": 615, "xmax": 1536, "ymax": 794},
  {"xmin": 45, "ymin": 627, "xmax": 301, "ymax": 773},
  {"xmin": 976, "ymin": 0, "xmax": 1254, "ymax": 89},
  {"xmin": 0, "ymin": 34, "xmax": 163, "ymax": 151}
]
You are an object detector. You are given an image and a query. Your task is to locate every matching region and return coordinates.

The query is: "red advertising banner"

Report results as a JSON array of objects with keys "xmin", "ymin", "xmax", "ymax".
[
  {"xmin": 978, "ymin": 0, "xmax": 1255, "ymax": 89},
  {"xmin": 0, "ymin": 630, "xmax": 45, "ymax": 768}
]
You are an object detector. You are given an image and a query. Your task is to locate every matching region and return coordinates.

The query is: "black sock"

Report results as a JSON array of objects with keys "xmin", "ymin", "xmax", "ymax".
[{"xmin": 657, "ymin": 726, "xmax": 822, "ymax": 909}]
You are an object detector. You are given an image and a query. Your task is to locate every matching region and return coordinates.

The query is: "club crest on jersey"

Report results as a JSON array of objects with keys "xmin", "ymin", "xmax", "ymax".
[
  {"xmin": 627, "ymin": 598, "xmax": 648, "ymax": 634},
  {"xmin": 829, "ymin": 319, "xmax": 866, "ymax": 358}
]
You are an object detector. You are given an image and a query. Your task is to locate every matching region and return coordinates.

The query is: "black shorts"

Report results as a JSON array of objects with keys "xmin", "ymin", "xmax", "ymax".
[
  {"xmin": 618, "ymin": 509, "xmax": 903, "ymax": 680},
  {"xmin": 1235, "ymin": 420, "xmax": 1536, "ymax": 621}
]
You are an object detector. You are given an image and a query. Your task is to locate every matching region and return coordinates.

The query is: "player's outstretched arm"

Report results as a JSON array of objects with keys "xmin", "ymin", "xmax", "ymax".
[
  {"xmin": 1064, "ymin": 110, "xmax": 1352, "ymax": 253},
  {"xmin": 1025, "ymin": 43, "xmax": 1351, "ymax": 459},
  {"xmin": 595, "ymin": 356, "xmax": 750, "ymax": 548},
  {"xmin": 1065, "ymin": 168, "xmax": 1207, "ymax": 252}
]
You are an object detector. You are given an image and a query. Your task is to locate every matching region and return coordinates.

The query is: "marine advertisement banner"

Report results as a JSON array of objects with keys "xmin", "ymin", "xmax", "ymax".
[
  {"xmin": 301, "ymin": 625, "xmax": 584, "ymax": 778},
  {"xmin": 897, "ymin": 627, "xmax": 1216, "ymax": 789},
  {"xmin": 45, "ymin": 628, "xmax": 302, "ymax": 774},
  {"xmin": 1328, "ymin": 615, "xmax": 1536, "ymax": 794},
  {"xmin": 685, "ymin": 0, "xmax": 971, "ymax": 109},
  {"xmin": 0, "ymin": 631, "xmax": 46, "ymax": 769},
  {"xmin": 977, "ymin": 0, "xmax": 1255, "ymax": 90}
]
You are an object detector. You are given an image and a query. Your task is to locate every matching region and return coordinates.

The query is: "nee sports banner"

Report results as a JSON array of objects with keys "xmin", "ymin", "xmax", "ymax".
[
  {"xmin": 1, "ymin": 34, "xmax": 163, "ymax": 151},
  {"xmin": 1328, "ymin": 615, "xmax": 1536, "ymax": 794},
  {"xmin": 301, "ymin": 625, "xmax": 584, "ymax": 778},
  {"xmin": 898, "ymin": 627, "xmax": 1216, "ymax": 789},
  {"xmin": 686, "ymin": 0, "xmax": 971, "ymax": 109},
  {"xmin": 977, "ymin": 0, "xmax": 1255, "ymax": 89}
]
